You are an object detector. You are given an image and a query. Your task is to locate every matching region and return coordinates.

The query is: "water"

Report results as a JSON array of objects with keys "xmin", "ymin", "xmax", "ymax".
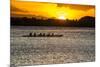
[{"xmin": 10, "ymin": 26, "xmax": 95, "ymax": 66}]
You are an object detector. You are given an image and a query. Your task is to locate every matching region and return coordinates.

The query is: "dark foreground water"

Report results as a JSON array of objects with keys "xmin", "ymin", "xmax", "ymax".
[{"xmin": 11, "ymin": 26, "xmax": 95, "ymax": 66}]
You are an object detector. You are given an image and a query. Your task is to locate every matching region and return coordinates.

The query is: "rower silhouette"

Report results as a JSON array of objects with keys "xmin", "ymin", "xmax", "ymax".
[
  {"xmin": 39, "ymin": 33, "xmax": 42, "ymax": 36},
  {"xmin": 29, "ymin": 32, "xmax": 32, "ymax": 37},
  {"xmin": 33, "ymin": 32, "xmax": 36, "ymax": 37},
  {"xmin": 47, "ymin": 33, "xmax": 50, "ymax": 36},
  {"xmin": 51, "ymin": 33, "xmax": 54, "ymax": 36},
  {"xmin": 42, "ymin": 33, "xmax": 45, "ymax": 36}
]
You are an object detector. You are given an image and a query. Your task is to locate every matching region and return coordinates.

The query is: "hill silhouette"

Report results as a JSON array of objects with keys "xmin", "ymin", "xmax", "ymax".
[
  {"xmin": 11, "ymin": 16, "xmax": 95, "ymax": 27},
  {"xmin": 78, "ymin": 16, "xmax": 95, "ymax": 27}
]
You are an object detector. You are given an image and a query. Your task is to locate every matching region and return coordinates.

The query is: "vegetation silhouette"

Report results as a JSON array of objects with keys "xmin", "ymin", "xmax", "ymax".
[{"xmin": 11, "ymin": 16, "xmax": 95, "ymax": 27}]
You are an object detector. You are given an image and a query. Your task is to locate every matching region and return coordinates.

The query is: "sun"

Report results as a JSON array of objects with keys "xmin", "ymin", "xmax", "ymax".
[{"xmin": 58, "ymin": 15, "xmax": 66, "ymax": 20}]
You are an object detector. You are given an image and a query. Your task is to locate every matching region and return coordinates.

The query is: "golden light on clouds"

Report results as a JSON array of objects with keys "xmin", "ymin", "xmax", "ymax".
[{"xmin": 11, "ymin": 0, "xmax": 95, "ymax": 20}]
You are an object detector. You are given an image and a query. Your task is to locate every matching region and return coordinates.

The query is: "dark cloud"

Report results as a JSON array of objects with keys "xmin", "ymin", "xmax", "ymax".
[{"xmin": 11, "ymin": 5, "xmax": 27, "ymax": 12}]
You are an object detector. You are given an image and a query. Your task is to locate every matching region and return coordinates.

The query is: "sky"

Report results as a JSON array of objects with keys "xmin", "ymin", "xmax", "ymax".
[{"xmin": 11, "ymin": 0, "xmax": 95, "ymax": 20}]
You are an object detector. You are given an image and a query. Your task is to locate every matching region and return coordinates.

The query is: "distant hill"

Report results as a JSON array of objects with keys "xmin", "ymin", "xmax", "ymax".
[
  {"xmin": 79, "ymin": 16, "xmax": 95, "ymax": 23},
  {"xmin": 78, "ymin": 16, "xmax": 95, "ymax": 27}
]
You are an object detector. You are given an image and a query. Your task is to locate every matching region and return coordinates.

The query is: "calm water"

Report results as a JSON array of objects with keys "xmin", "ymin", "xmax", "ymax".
[{"xmin": 11, "ymin": 26, "xmax": 95, "ymax": 66}]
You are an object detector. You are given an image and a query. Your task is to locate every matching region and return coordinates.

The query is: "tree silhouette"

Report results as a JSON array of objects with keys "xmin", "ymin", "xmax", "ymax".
[{"xmin": 11, "ymin": 16, "xmax": 95, "ymax": 27}]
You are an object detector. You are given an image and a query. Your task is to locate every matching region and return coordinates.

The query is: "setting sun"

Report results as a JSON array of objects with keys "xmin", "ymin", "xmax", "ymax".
[{"xmin": 58, "ymin": 15, "xmax": 66, "ymax": 20}]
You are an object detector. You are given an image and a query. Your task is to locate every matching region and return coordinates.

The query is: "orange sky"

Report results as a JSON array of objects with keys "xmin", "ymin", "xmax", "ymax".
[{"xmin": 11, "ymin": 0, "xmax": 95, "ymax": 20}]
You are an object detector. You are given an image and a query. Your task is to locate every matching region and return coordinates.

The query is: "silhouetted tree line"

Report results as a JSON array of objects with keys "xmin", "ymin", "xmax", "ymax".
[{"xmin": 11, "ymin": 16, "xmax": 95, "ymax": 27}]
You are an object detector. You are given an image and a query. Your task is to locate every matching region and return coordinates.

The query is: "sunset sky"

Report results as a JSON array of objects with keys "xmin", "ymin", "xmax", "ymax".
[{"xmin": 11, "ymin": 0, "xmax": 95, "ymax": 20}]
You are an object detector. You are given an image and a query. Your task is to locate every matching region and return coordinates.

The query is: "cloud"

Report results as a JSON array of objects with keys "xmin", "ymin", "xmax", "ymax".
[{"xmin": 57, "ymin": 3, "xmax": 95, "ymax": 11}]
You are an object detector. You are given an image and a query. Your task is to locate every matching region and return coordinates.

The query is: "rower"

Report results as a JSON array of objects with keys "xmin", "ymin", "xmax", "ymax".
[{"xmin": 29, "ymin": 32, "xmax": 32, "ymax": 36}]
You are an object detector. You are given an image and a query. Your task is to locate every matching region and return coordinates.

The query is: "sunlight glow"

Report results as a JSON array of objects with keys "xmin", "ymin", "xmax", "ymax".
[{"xmin": 58, "ymin": 15, "xmax": 66, "ymax": 20}]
